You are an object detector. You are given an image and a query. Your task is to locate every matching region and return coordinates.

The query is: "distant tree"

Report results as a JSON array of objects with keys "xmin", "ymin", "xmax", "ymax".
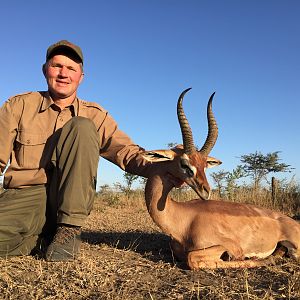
[
  {"xmin": 239, "ymin": 151, "xmax": 293, "ymax": 190},
  {"xmin": 139, "ymin": 176, "xmax": 147, "ymax": 189},
  {"xmin": 211, "ymin": 166, "xmax": 246, "ymax": 199},
  {"xmin": 123, "ymin": 172, "xmax": 139, "ymax": 191},
  {"xmin": 98, "ymin": 184, "xmax": 111, "ymax": 195},
  {"xmin": 114, "ymin": 172, "xmax": 139, "ymax": 199},
  {"xmin": 167, "ymin": 142, "xmax": 178, "ymax": 149},
  {"xmin": 225, "ymin": 166, "xmax": 246, "ymax": 199},
  {"xmin": 210, "ymin": 170, "xmax": 230, "ymax": 197}
]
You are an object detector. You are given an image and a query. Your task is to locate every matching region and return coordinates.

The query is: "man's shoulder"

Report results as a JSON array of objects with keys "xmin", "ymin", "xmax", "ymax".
[
  {"xmin": 78, "ymin": 98, "xmax": 107, "ymax": 113},
  {"xmin": 8, "ymin": 91, "xmax": 43, "ymax": 103}
]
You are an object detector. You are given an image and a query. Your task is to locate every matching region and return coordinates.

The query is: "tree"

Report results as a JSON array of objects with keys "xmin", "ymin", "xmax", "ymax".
[
  {"xmin": 210, "ymin": 170, "xmax": 230, "ymax": 197},
  {"xmin": 114, "ymin": 172, "xmax": 139, "ymax": 200},
  {"xmin": 225, "ymin": 166, "xmax": 246, "ymax": 199},
  {"xmin": 239, "ymin": 151, "xmax": 292, "ymax": 190},
  {"xmin": 98, "ymin": 184, "xmax": 111, "ymax": 195},
  {"xmin": 167, "ymin": 142, "xmax": 178, "ymax": 149},
  {"xmin": 139, "ymin": 176, "xmax": 147, "ymax": 189},
  {"xmin": 211, "ymin": 166, "xmax": 245, "ymax": 199}
]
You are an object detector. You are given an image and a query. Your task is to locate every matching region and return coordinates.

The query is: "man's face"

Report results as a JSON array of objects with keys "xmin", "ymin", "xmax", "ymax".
[{"xmin": 43, "ymin": 54, "xmax": 84, "ymax": 100}]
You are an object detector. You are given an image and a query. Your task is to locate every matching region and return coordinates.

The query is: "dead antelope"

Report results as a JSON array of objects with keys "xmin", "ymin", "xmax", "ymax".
[{"xmin": 142, "ymin": 88, "xmax": 300, "ymax": 269}]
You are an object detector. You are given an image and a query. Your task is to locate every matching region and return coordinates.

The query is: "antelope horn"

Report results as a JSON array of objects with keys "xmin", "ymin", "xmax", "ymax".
[
  {"xmin": 199, "ymin": 92, "xmax": 218, "ymax": 156},
  {"xmin": 177, "ymin": 88, "xmax": 196, "ymax": 154}
]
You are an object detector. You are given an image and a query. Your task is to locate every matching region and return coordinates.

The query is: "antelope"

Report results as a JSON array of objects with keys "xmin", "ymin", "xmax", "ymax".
[{"xmin": 142, "ymin": 88, "xmax": 300, "ymax": 269}]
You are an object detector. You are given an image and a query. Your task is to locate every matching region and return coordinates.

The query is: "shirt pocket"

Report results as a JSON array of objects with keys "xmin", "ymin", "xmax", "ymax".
[{"xmin": 15, "ymin": 131, "xmax": 48, "ymax": 169}]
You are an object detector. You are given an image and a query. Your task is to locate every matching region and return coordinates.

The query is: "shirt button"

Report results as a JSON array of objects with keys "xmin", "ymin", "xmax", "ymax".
[{"xmin": 26, "ymin": 140, "xmax": 30, "ymax": 144}]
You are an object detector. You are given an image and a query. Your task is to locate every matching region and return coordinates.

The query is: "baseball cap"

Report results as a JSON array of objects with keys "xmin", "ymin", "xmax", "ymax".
[{"xmin": 46, "ymin": 40, "xmax": 84, "ymax": 64}]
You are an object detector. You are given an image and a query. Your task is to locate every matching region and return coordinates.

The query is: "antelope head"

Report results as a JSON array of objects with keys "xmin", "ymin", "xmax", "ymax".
[{"xmin": 143, "ymin": 88, "xmax": 221, "ymax": 200}]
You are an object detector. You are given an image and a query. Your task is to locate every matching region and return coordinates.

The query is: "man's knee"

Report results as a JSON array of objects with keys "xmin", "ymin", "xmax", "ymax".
[
  {"xmin": 0, "ymin": 186, "xmax": 47, "ymax": 257},
  {"xmin": 0, "ymin": 231, "xmax": 38, "ymax": 256},
  {"xmin": 62, "ymin": 117, "xmax": 100, "ymax": 148},
  {"xmin": 65, "ymin": 116, "xmax": 97, "ymax": 134}
]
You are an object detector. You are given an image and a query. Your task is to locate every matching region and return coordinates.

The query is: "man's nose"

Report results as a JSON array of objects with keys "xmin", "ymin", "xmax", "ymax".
[{"xmin": 59, "ymin": 66, "xmax": 68, "ymax": 77}]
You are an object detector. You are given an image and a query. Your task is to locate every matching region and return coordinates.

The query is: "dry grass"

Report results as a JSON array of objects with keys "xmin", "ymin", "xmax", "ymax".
[{"xmin": 0, "ymin": 193, "xmax": 299, "ymax": 300}]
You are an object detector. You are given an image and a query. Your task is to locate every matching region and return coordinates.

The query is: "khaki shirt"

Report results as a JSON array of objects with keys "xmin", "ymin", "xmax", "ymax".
[{"xmin": 0, "ymin": 91, "xmax": 152, "ymax": 188}]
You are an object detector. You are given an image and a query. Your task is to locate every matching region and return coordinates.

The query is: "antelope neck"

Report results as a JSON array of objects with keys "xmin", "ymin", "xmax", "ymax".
[{"xmin": 145, "ymin": 174, "xmax": 187, "ymax": 240}]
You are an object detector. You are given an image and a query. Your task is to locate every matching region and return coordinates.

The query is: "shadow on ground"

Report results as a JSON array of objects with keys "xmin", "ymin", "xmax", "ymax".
[{"xmin": 81, "ymin": 230, "xmax": 187, "ymax": 267}]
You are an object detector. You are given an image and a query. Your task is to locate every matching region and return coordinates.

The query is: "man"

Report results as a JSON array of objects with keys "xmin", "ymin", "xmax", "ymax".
[{"xmin": 0, "ymin": 40, "xmax": 157, "ymax": 261}]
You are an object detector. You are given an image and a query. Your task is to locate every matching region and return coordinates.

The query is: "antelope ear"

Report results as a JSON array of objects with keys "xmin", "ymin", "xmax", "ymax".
[
  {"xmin": 141, "ymin": 150, "xmax": 175, "ymax": 162},
  {"xmin": 207, "ymin": 156, "xmax": 222, "ymax": 168}
]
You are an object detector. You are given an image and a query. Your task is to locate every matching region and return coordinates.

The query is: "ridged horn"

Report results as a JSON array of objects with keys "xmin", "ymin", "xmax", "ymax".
[
  {"xmin": 199, "ymin": 92, "xmax": 218, "ymax": 156},
  {"xmin": 177, "ymin": 88, "xmax": 196, "ymax": 154}
]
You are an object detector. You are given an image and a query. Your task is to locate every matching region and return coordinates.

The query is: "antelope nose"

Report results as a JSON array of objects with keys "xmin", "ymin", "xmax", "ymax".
[{"xmin": 200, "ymin": 186, "xmax": 210, "ymax": 200}]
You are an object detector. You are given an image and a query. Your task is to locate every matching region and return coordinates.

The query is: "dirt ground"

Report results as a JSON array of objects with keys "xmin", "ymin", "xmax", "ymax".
[{"xmin": 0, "ymin": 197, "xmax": 299, "ymax": 300}]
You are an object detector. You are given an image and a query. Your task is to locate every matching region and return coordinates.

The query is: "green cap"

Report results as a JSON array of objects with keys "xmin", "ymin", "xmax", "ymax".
[{"xmin": 46, "ymin": 40, "xmax": 84, "ymax": 64}]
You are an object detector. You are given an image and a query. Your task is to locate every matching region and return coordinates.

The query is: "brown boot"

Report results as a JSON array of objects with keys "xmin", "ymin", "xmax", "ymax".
[{"xmin": 45, "ymin": 225, "xmax": 81, "ymax": 262}]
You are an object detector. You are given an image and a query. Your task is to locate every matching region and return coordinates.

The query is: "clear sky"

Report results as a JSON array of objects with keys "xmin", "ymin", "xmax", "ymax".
[{"xmin": 1, "ymin": 0, "xmax": 299, "ymax": 188}]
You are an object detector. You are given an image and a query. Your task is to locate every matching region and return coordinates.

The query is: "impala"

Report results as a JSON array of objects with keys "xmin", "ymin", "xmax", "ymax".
[{"xmin": 142, "ymin": 88, "xmax": 300, "ymax": 269}]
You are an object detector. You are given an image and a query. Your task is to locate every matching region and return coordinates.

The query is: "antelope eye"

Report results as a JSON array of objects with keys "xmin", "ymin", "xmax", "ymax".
[{"xmin": 180, "ymin": 159, "xmax": 194, "ymax": 177}]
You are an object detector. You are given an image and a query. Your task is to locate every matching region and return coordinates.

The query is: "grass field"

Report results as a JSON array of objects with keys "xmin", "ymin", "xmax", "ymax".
[{"xmin": 0, "ymin": 189, "xmax": 299, "ymax": 300}]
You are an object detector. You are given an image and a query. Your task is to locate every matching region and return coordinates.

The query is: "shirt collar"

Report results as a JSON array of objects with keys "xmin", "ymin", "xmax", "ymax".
[
  {"xmin": 40, "ymin": 91, "xmax": 79, "ymax": 116},
  {"xmin": 40, "ymin": 91, "xmax": 53, "ymax": 111}
]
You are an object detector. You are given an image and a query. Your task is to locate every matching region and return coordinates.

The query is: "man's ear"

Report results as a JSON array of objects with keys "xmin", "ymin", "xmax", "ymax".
[
  {"xmin": 42, "ymin": 63, "xmax": 47, "ymax": 77},
  {"xmin": 207, "ymin": 156, "xmax": 222, "ymax": 168},
  {"xmin": 79, "ymin": 72, "xmax": 84, "ymax": 84}
]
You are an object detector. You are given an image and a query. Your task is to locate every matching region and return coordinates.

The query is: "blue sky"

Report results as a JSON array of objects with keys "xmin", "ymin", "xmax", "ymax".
[{"xmin": 1, "ymin": 0, "xmax": 299, "ymax": 188}]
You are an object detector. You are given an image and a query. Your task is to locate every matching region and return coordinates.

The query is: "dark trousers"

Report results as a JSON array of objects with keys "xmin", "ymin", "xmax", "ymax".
[{"xmin": 0, "ymin": 117, "xmax": 100, "ymax": 256}]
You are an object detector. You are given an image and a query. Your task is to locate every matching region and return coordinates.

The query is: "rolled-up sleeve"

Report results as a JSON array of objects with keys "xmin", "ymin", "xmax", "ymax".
[
  {"xmin": 98, "ymin": 113, "xmax": 153, "ymax": 178},
  {"xmin": 0, "ymin": 100, "xmax": 19, "ymax": 175}
]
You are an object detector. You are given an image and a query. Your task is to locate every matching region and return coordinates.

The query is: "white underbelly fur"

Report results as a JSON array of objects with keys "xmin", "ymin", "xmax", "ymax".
[{"xmin": 245, "ymin": 245, "xmax": 277, "ymax": 259}]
